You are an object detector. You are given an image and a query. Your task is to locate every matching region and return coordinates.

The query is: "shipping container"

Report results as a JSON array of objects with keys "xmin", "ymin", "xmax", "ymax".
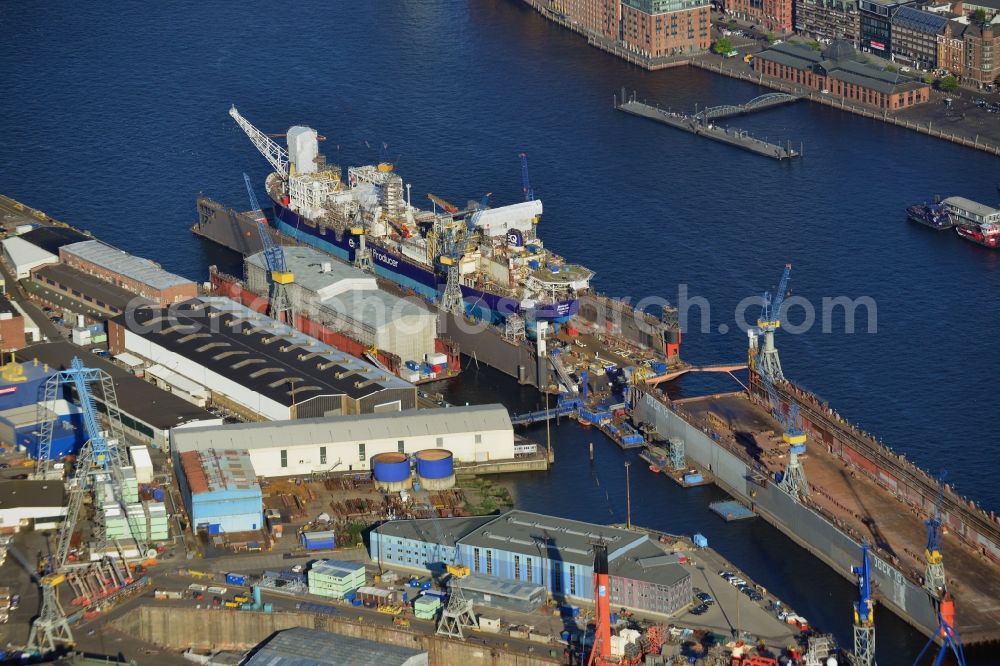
[
  {"xmin": 154, "ymin": 590, "xmax": 182, "ymax": 600},
  {"xmin": 225, "ymin": 573, "xmax": 248, "ymax": 587},
  {"xmin": 207, "ymin": 586, "xmax": 228, "ymax": 596}
]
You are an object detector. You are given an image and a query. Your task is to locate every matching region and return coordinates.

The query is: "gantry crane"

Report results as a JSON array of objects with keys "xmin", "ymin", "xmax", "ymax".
[
  {"xmin": 911, "ymin": 591, "xmax": 966, "ymax": 666},
  {"xmin": 243, "ymin": 173, "xmax": 294, "ymax": 324},
  {"xmin": 924, "ymin": 470, "xmax": 948, "ymax": 595},
  {"xmin": 230, "ymin": 106, "xmax": 289, "ymax": 177},
  {"xmin": 519, "ymin": 152, "xmax": 534, "ymax": 201},
  {"xmin": 852, "ymin": 542, "xmax": 876, "ymax": 666},
  {"xmin": 27, "ymin": 357, "xmax": 146, "ymax": 655},
  {"xmin": 756, "ymin": 263, "xmax": 791, "ymax": 382}
]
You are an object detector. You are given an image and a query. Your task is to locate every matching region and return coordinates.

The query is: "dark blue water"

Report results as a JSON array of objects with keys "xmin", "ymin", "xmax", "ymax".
[{"xmin": 1, "ymin": 1, "xmax": 995, "ymax": 662}]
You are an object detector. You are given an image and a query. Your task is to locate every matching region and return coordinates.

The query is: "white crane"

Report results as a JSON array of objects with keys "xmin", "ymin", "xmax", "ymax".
[{"xmin": 229, "ymin": 106, "xmax": 289, "ymax": 177}]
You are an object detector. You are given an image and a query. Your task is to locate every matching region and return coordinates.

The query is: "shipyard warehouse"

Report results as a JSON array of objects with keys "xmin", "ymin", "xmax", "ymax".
[{"xmin": 109, "ymin": 296, "xmax": 417, "ymax": 420}]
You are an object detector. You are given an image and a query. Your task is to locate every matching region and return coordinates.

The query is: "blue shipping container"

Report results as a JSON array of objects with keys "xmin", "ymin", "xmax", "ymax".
[{"xmin": 225, "ymin": 573, "xmax": 248, "ymax": 586}]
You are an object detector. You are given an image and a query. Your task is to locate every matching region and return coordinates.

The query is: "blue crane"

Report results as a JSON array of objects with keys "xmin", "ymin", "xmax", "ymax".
[
  {"xmin": 243, "ymin": 173, "xmax": 294, "ymax": 323},
  {"xmin": 756, "ymin": 344, "xmax": 809, "ymax": 499},
  {"xmin": 756, "ymin": 263, "xmax": 792, "ymax": 382},
  {"xmin": 924, "ymin": 470, "xmax": 948, "ymax": 594},
  {"xmin": 911, "ymin": 591, "xmax": 966, "ymax": 666},
  {"xmin": 519, "ymin": 152, "xmax": 534, "ymax": 201},
  {"xmin": 852, "ymin": 542, "xmax": 876, "ymax": 666}
]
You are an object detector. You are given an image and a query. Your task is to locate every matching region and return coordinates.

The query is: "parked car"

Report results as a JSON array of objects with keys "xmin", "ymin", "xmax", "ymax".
[{"xmin": 696, "ymin": 592, "xmax": 714, "ymax": 604}]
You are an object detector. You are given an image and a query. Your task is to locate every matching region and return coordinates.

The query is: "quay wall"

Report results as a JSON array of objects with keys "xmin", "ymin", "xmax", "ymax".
[
  {"xmin": 114, "ymin": 605, "xmax": 559, "ymax": 666},
  {"xmin": 634, "ymin": 391, "xmax": 940, "ymax": 639}
]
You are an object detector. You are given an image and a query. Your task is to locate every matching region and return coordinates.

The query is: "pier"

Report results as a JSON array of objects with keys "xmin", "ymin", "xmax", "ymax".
[
  {"xmin": 693, "ymin": 92, "xmax": 800, "ymax": 121},
  {"xmin": 616, "ymin": 92, "xmax": 801, "ymax": 160}
]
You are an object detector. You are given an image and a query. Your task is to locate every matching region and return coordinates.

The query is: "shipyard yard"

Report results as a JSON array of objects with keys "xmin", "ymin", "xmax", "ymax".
[{"xmin": 5, "ymin": 1, "xmax": 1000, "ymax": 664}]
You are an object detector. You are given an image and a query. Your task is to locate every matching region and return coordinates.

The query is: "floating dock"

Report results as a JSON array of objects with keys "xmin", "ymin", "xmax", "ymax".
[
  {"xmin": 710, "ymin": 500, "xmax": 757, "ymax": 521},
  {"xmin": 616, "ymin": 93, "xmax": 801, "ymax": 160}
]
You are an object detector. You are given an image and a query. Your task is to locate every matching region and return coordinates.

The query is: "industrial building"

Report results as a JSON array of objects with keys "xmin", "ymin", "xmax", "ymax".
[
  {"xmin": 176, "ymin": 448, "xmax": 263, "ymax": 534},
  {"xmin": 109, "ymin": 296, "xmax": 416, "ymax": 421},
  {"xmin": 59, "ymin": 239, "xmax": 197, "ymax": 307},
  {"xmin": 307, "ymin": 558, "xmax": 366, "ymax": 598},
  {"xmin": 14, "ymin": 342, "xmax": 221, "ymax": 451},
  {"xmin": 244, "ymin": 627, "xmax": 427, "ymax": 666},
  {"xmin": 370, "ymin": 510, "xmax": 693, "ymax": 617},
  {"xmin": 1, "ymin": 235, "xmax": 58, "ymax": 279},
  {"xmin": 0, "ymin": 400, "xmax": 84, "ymax": 459},
  {"xmin": 28, "ymin": 263, "xmax": 144, "ymax": 319},
  {"xmin": 169, "ymin": 404, "xmax": 514, "ymax": 477},
  {"xmin": 245, "ymin": 246, "xmax": 438, "ymax": 365},
  {"xmin": 0, "ymin": 480, "xmax": 66, "ymax": 531},
  {"xmin": 17, "ymin": 226, "xmax": 91, "ymax": 256}
]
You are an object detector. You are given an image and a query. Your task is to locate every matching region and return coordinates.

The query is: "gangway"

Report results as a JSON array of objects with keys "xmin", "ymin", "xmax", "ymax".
[{"xmin": 548, "ymin": 351, "xmax": 578, "ymax": 394}]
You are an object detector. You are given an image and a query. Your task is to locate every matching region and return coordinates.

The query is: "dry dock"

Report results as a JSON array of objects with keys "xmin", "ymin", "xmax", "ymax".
[{"xmin": 634, "ymin": 386, "xmax": 1000, "ymax": 645}]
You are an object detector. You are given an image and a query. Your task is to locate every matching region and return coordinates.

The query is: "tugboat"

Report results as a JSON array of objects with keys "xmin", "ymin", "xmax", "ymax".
[
  {"xmin": 906, "ymin": 200, "xmax": 952, "ymax": 230},
  {"xmin": 955, "ymin": 222, "xmax": 1000, "ymax": 248}
]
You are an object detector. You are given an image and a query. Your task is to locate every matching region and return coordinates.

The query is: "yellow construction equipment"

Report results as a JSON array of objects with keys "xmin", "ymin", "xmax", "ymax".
[{"xmin": 447, "ymin": 564, "xmax": 470, "ymax": 578}]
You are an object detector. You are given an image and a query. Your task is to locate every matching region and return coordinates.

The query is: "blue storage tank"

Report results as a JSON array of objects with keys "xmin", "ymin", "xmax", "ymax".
[
  {"xmin": 371, "ymin": 452, "xmax": 412, "ymax": 489},
  {"xmin": 528, "ymin": 260, "xmax": 540, "ymax": 270},
  {"xmin": 683, "ymin": 473, "xmax": 704, "ymax": 484},
  {"xmin": 414, "ymin": 449, "xmax": 455, "ymax": 490},
  {"xmin": 152, "ymin": 488, "xmax": 165, "ymax": 502},
  {"xmin": 414, "ymin": 449, "xmax": 453, "ymax": 479}
]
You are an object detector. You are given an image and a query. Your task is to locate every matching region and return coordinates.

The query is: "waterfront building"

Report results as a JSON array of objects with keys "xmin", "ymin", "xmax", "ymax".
[
  {"xmin": 859, "ymin": 0, "xmax": 916, "ymax": 54},
  {"xmin": 170, "ymin": 404, "xmax": 515, "ymax": 477},
  {"xmin": 891, "ymin": 6, "xmax": 949, "ymax": 69},
  {"xmin": 940, "ymin": 16, "xmax": 1000, "ymax": 87},
  {"xmin": 753, "ymin": 40, "xmax": 931, "ymax": 108},
  {"xmin": 370, "ymin": 509, "xmax": 693, "ymax": 617},
  {"xmin": 620, "ymin": 0, "xmax": 712, "ymax": 56},
  {"xmin": 794, "ymin": 0, "xmax": 861, "ymax": 45},
  {"xmin": 0, "ymin": 480, "xmax": 66, "ymax": 531},
  {"xmin": 1, "ymin": 236, "xmax": 58, "ymax": 280},
  {"xmin": 59, "ymin": 239, "xmax": 197, "ymax": 307},
  {"xmin": 109, "ymin": 297, "xmax": 416, "ymax": 421},
  {"xmin": 556, "ymin": 0, "xmax": 621, "ymax": 38},
  {"xmin": 725, "ymin": 0, "xmax": 794, "ymax": 34}
]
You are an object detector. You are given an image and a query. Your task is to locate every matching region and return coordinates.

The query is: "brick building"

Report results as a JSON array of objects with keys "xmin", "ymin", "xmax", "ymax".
[
  {"xmin": 59, "ymin": 240, "xmax": 197, "ymax": 307},
  {"xmin": 891, "ymin": 6, "xmax": 949, "ymax": 69},
  {"xmin": 753, "ymin": 40, "xmax": 931, "ymax": 108},
  {"xmin": 557, "ymin": 0, "xmax": 621, "ymax": 38},
  {"xmin": 726, "ymin": 0, "xmax": 794, "ymax": 34},
  {"xmin": 795, "ymin": 0, "xmax": 861, "ymax": 45},
  {"xmin": 620, "ymin": 0, "xmax": 712, "ymax": 57},
  {"xmin": 0, "ymin": 293, "xmax": 26, "ymax": 352},
  {"xmin": 941, "ymin": 16, "xmax": 1000, "ymax": 86}
]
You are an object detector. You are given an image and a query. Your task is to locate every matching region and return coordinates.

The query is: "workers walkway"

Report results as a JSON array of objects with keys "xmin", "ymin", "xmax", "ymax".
[{"xmin": 693, "ymin": 92, "xmax": 800, "ymax": 121}]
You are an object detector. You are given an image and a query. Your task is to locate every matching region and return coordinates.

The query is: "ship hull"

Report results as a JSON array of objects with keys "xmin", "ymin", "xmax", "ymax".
[
  {"xmin": 905, "ymin": 204, "xmax": 951, "ymax": 230},
  {"xmin": 271, "ymin": 198, "xmax": 578, "ymax": 323},
  {"xmin": 955, "ymin": 225, "xmax": 1000, "ymax": 248}
]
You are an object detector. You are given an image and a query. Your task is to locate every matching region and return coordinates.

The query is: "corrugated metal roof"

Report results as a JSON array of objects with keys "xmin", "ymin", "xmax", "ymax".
[
  {"xmin": 943, "ymin": 196, "xmax": 999, "ymax": 218},
  {"xmin": 171, "ymin": 404, "xmax": 510, "ymax": 453},
  {"xmin": 179, "ymin": 448, "xmax": 259, "ymax": 496},
  {"xmin": 34, "ymin": 263, "xmax": 143, "ymax": 311},
  {"xmin": 244, "ymin": 627, "xmax": 426, "ymax": 666},
  {"xmin": 61, "ymin": 239, "xmax": 193, "ymax": 291}
]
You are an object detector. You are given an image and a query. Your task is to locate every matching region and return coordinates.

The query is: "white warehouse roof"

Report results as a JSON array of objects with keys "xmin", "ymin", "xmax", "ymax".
[
  {"xmin": 62, "ymin": 239, "xmax": 193, "ymax": 290},
  {"xmin": 171, "ymin": 404, "xmax": 512, "ymax": 453},
  {"xmin": 2, "ymin": 236, "xmax": 57, "ymax": 272}
]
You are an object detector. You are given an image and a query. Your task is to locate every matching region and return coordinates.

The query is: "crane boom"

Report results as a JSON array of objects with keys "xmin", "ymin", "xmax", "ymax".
[
  {"xmin": 243, "ymin": 173, "xmax": 287, "ymax": 275},
  {"xmin": 230, "ymin": 106, "xmax": 289, "ymax": 177},
  {"xmin": 519, "ymin": 152, "xmax": 534, "ymax": 201}
]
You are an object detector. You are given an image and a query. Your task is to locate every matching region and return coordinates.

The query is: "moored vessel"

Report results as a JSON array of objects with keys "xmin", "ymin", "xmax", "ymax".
[{"xmin": 905, "ymin": 201, "xmax": 952, "ymax": 230}]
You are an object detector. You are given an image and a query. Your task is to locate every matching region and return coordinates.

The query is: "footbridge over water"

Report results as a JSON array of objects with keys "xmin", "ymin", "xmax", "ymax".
[{"xmin": 693, "ymin": 93, "xmax": 800, "ymax": 121}]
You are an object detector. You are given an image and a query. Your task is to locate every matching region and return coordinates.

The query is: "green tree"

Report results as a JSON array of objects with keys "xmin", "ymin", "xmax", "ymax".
[
  {"xmin": 974, "ymin": 8, "xmax": 987, "ymax": 22},
  {"xmin": 939, "ymin": 74, "xmax": 960, "ymax": 91},
  {"xmin": 923, "ymin": 73, "xmax": 934, "ymax": 85},
  {"xmin": 808, "ymin": 40, "xmax": 822, "ymax": 51},
  {"xmin": 766, "ymin": 31, "xmax": 777, "ymax": 44},
  {"xmin": 727, "ymin": 19, "xmax": 737, "ymax": 30},
  {"xmin": 713, "ymin": 37, "xmax": 733, "ymax": 55},
  {"xmin": 885, "ymin": 64, "xmax": 898, "ymax": 73}
]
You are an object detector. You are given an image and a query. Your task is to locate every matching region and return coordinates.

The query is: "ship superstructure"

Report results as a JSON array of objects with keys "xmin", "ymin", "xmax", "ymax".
[{"xmin": 230, "ymin": 107, "xmax": 592, "ymax": 324}]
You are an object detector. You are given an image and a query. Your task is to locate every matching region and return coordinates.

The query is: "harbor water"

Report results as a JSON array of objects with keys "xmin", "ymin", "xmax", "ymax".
[{"xmin": 1, "ymin": 1, "xmax": 997, "ymax": 662}]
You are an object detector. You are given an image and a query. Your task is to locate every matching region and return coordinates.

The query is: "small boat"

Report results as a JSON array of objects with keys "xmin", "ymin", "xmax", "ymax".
[
  {"xmin": 906, "ymin": 201, "xmax": 952, "ymax": 230},
  {"xmin": 649, "ymin": 464, "xmax": 661, "ymax": 473},
  {"xmin": 955, "ymin": 222, "xmax": 1000, "ymax": 248},
  {"xmin": 577, "ymin": 417, "xmax": 592, "ymax": 428}
]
